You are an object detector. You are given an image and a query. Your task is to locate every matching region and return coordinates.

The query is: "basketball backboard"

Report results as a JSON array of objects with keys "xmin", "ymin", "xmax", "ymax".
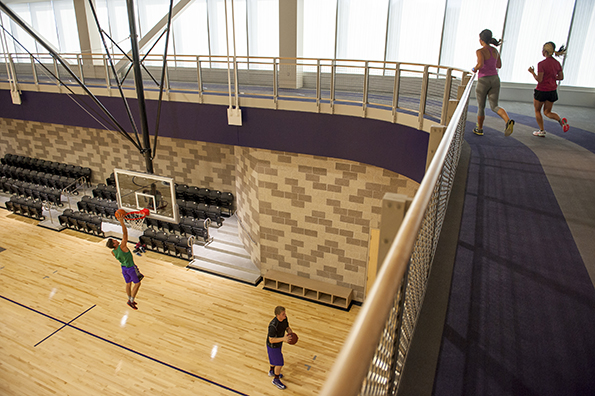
[{"xmin": 114, "ymin": 169, "xmax": 179, "ymax": 223}]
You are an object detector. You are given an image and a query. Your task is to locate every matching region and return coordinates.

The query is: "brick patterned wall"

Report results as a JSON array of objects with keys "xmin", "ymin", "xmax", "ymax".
[
  {"xmin": 247, "ymin": 149, "xmax": 418, "ymax": 302},
  {"xmin": 0, "ymin": 118, "xmax": 236, "ymax": 192},
  {"xmin": 234, "ymin": 147, "xmax": 261, "ymax": 265},
  {"xmin": 1, "ymin": 117, "xmax": 419, "ymax": 302}
]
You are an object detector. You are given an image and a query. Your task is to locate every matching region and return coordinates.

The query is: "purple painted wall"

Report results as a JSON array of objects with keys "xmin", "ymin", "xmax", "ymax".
[{"xmin": 0, "ymin": 89, "xmax": 428, "ymax": 182}]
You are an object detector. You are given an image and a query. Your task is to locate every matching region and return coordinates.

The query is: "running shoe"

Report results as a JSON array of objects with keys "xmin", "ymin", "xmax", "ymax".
[
  {"xmin": 559, "ymin": 117, "xmax": 569, "ymax": 132},
  {"xmin": 505, "ymin": 119, "xmax": 515, "ymax": 137},
  {"xmin": 272, "ymin": 378, "xmax": 287, "ymax": 390},
  {"xmin": 532, "ymin": 130, "xmax": 546, "ymax": 137},
  {"xmin": 473, "ymin": 127, "xmax": 484, "ymax": 136},
  {"xmin": 127, "ymin": 300, "xmax": 138, "ymax": 310}
]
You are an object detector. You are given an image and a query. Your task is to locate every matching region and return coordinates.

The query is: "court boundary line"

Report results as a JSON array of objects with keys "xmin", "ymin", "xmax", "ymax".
[{"xmin": 0, "ymin": 294, "xmax": 249, "ymax": 396}]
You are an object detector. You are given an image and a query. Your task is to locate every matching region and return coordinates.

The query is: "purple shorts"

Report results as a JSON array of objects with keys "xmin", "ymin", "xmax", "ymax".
[
  {"xmin": 122, "ymin": 266, "xmax": 140, "ymax": 284},
  {"xmin": 267, "ymin": 345, "xmax": 284, "ymax": 367}
]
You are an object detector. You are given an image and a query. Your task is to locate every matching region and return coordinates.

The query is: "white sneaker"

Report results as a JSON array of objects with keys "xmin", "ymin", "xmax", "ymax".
[{"xmin": 532, "ymin": 130, "xmax": 546, "ymax": 137}]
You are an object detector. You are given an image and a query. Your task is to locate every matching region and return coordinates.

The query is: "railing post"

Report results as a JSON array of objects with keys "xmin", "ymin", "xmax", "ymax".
[
  {"xmin": 316, "ymin": 59, "xmax": 321, "ymax": 112},
  {"xmin": 77, "ymin": 54, "xmax": 85, "ymax": 86},
  {"xmin": 31, "ymin": 54, "xmax": 38, "ymax": 86},
  {"xmin": 273, "ymin": 57, "xmax": 278, "ymax": 108},
  {"xmin": 362, "ymin": 61, "xmax": 369, "ymax": 118},
  {"xmin": 53, "ymin": 57, "xmax": 60, "ymax": 90},
  {"xmin": 103, "ymin": 54, "xmax": 110, "ymax": 94},
  {"xmin": 197, "ymin": 57, "xmax": 203, "ymax": 103},
  {"xmin": 426, "ymin": 125, "xmax": 447, "ymax": 171},
  {"xmin": 392, "ymin": 63, "xmax": 401, "ymax": 123},
  {"xmin": 417, "ymin": 65, "xmax": 430, "ymax": 129},
  {"xmin": 330, "ymin": 59, "xmax": 336, "ymax": 113},
  {"xmin": 377, "ymin": 193, "xmax": 412, "ymax": 271},
  {"xmin": 164, "ymin": 56, "xmax": 170, "ymax": 95},
  {"xmin": 440, "ymin": 68, "xmax": 453, "ymax": 125}
]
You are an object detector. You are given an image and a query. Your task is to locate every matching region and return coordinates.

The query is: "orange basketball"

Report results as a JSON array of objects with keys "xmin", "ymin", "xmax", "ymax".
[
  {"xmin": 115, "ymin": 209, "xmax": 127, "ymax": 219},
  {"xmin": 287, "ymin": 333, "xmax": 298, "ymax": 345}
]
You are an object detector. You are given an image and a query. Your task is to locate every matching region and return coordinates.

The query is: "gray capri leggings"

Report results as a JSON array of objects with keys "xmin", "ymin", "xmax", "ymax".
[{"xmin": 475, "ymin": 75, "xmax": 502, "ymax": 117}]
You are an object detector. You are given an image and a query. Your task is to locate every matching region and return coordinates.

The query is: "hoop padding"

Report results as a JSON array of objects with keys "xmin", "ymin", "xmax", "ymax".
[{"xmin": 123, "ymin": 208, "xmax": 150, "ymax": 231}]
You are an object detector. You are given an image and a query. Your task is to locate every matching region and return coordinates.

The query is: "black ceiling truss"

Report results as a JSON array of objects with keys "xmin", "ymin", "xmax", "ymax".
[{"xmin": 0, "ymin": 0, "xmax": 176, "ymax": 174}]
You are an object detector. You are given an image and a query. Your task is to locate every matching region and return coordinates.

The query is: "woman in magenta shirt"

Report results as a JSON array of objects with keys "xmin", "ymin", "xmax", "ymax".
[
  {"xmin": 528, "ymin": 42, "xmax": 569, "ymax": 137},
  {"xmin": 472, "ymin": 29, "xmax": 515, "ymax": 137}
]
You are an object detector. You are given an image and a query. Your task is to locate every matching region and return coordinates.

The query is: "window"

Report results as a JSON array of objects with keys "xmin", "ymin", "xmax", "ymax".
[
  {"xmin": 385, "ymin": 0, "xmax": 446, "ymax": 65},
  {"xmin": 563, "ymin": 0, "xmax": 595, "ymax": 87},
  {"xmin": 336, "ymin": 0, "xmax": 389, "ymax": 62},
  {"xmin": 302, "ymin": 0, "xmax": 337, "ymax": 60},
  {"xmin": 94, "ymin": 0, "xmax": 132, "ymax": 55},
  {"xmin": 440, "ymin": 0, "xmax": 507, "ymax": 70},
  {"xmin": 247, "ymin": 0, "xmax": 278, "ymax": 59},
  {"xmin": 499, "ymin": 0, "xmax": 574, "ymax": 84},
  {"xmin": 172, "ymin": 0, "xmax": 210, "ymax": 61},
  {"xmin": 3, "ymin": 0, "xmax": 79, "ymax": 54}
]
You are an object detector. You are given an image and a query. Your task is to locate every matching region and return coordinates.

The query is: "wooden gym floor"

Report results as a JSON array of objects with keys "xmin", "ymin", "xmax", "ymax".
[{"xmin": 0, "ymin": 209, "xmax": 360, "ymax": 395}]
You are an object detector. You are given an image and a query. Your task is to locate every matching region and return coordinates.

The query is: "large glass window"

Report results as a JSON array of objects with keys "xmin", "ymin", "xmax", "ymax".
[
  {"xmin": 440, "ymin": 0, "xmax": 507, "ymax": 70},
  {"xmin": 302, "ymin": 0, "xmax": 336, "ymax": 60},
  {"xmin": 1, "ymin": 4, "xmax": 36, "ymax": 56},
  {"xmin": 53, "ymin": 0, "xmax": 79, "ymax": 53},
  {"xmin": 208, "ymin": 0, "xmax": 247, "ymax": 62},
  {"xmin": 247, "ymin": 0, "xmax": 278, "ymax": 59},
  {"xmin": 137, "ymin": 0, "xmax": 171, "ymax": 60},
  {"xmin": 563, "ymin": 0, "xmax": 595, "ymax": 87},
  {"xmin": 335, "ymin": 0, "xmax": 389, "ymax": 62},
  {"xmin": 2, "ymin": 0, "xmax": 79, "ymax": 54},
  {"xmin": 172, "ymin": 0, "xmax": 210, "ymax": 59},
  {"xmin": 94, "ymin": 0, "xmax": 132, "ymax": 55},
  {"xmin": 385, "ymin": 0, "xmax": 446, "ymax": 65},
  {"xmin": 499, "ymin": 0, "xmax": 574, "ymax": 84},
  {"xmin": 2, "ymin": 0, "xmax": 595, "ymax": 88}
]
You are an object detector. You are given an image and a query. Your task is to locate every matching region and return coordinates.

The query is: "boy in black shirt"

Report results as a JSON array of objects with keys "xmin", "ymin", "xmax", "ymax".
[{"xmin": 266, "ymin": 306, "xmax": 293, "ymax": 389}]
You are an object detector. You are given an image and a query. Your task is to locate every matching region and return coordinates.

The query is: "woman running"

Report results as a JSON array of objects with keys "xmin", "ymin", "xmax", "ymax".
[
  {"xmin": 528, "ymin": 42, "xmax": 569, "ymax": 137},
  {"xmin": 472, "ymin": 29, "xmax": 515, "ymax": 137}
]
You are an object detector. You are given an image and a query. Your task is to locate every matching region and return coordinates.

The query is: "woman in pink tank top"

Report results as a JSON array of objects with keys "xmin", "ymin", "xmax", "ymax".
[
  {"xmin": 527, "ymin": 42, "xmax": 569, "ymax": 137},
  {"xmin": 472, "ymin": 29, "xmax": 514, "ymax": 137}
]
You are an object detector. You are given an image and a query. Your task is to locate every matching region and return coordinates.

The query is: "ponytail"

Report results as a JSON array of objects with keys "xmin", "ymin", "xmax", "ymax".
[
  {"xmin": 479, "ymin": 29, "xmax": 501, "ymax": 47},
  {"xmin": 554, "ymin": 45, "xmax": 567, "ymax": 57},
  {"xmin": 544, "ymin": 42, "xmax": 567, "ymax": 57},
  {"xmin": 489, "ymin": 38, "xmax": 502, "ymax": 47}
]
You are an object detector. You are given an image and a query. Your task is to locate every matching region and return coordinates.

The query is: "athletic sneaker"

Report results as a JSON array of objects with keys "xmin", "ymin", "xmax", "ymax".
[
  {"xmin": 473, "ymin": 127, "xmax": 484, "ymax": 136},
  {"xmin": 127, "ymin": 300, "xmax": 138, "ymax": 310},
  {"xmin": 505, "ymin": 119, "xmax": 515, "ymax": 137},
  {"xmin": 272, "ymin": 378, "xmax": 286, "ymax": 390},
  {"xmin": 559, "ymin": 117, "xmax": 569, "ymax": 132},
  {"xmin": 533, "ymin": 130, "xmax": 546, "ymax": 137},
  {"xmin": 268, "ymin": 371, "xmax": 283, "ymax": 378}
]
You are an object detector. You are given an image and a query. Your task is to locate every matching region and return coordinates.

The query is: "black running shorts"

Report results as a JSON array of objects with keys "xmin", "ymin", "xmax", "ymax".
[{"xmin": 534, "ymin": 89, "xmax": 558, "ymax": 103}]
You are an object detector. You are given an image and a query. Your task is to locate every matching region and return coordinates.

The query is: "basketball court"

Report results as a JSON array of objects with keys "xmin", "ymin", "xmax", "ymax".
[{"xmin": 0, "ymin": 206, "xmax": 359, "ymax": 395}]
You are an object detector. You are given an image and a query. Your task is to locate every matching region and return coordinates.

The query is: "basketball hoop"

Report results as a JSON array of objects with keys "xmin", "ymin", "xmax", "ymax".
[{"xmin": 122, "ymin": 208, "xmax": 150, "ymax": 231}]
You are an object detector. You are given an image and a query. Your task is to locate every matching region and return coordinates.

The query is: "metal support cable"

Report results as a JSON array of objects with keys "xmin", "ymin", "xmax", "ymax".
[
  {"xmin": 0, "ymin": 2, "xmax": 141, "ymax": 150},
  {"xmin": 0, "ymin": 23, "xmax": 137, "ymax": 145},
  {"xmin": 87, "ymin": 0, "xmax": 142, "ymax": 148}
]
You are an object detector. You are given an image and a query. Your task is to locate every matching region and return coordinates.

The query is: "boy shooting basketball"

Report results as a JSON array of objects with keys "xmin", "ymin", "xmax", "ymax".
[
  {"xmin": 266, "ymin": 306, "xmax": 293, "ymax": 390},
  {"xmin": 106, "ymin": 209, "xmax": 144, "ymax": 310}
]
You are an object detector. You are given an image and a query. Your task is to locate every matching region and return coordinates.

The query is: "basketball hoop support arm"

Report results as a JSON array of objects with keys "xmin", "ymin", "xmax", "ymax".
[{"xmin": 127, "ymin": 0, "xmax": 154, "ymax": 174}]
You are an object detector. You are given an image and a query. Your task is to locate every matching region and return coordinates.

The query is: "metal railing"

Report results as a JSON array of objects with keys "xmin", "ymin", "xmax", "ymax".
[
  {"xmin": 320, "ymin": 72, "xmax": 476, "ymax": 396},
  {"xmin": 0, "ymin": 52, "xmax": 469, "ymax": 130}
]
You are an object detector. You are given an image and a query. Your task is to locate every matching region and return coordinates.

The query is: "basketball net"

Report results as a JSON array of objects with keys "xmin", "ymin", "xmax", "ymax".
[{"xmin": 123, "ymin": 208, "xmax": 150, "ymax": 231}]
